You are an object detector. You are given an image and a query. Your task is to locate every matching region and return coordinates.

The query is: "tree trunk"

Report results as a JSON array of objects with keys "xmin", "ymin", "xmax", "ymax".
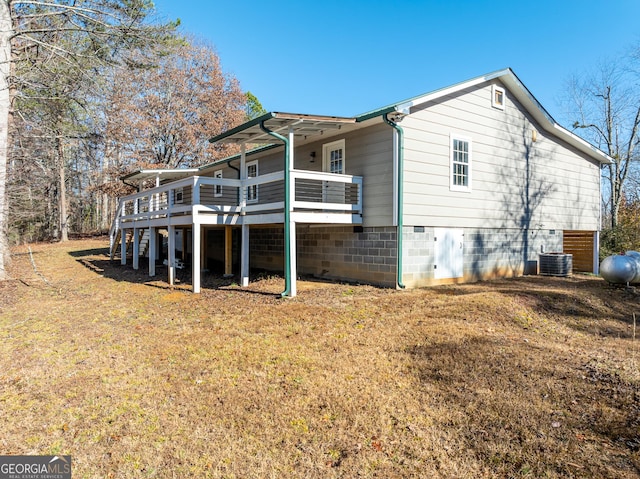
[
  {"xmin": 99, "ymin": 148, "xmax": 110, "ymax": 231},
  {"xmin": 57, "ymin": 136, "xmax": 68, "ymax": 242},
  {"xmin": 0, "ymin": 0, "xmax": 12, "ymax": 279}
]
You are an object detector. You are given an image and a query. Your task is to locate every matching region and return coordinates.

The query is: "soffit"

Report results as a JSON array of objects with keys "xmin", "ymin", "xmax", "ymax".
[{"xmin": 209, "ymin": 112, "xmax": 357, "ymax": 145}]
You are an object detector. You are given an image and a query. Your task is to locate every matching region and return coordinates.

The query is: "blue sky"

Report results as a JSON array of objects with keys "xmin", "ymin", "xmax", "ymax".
[{"xmin": 152, "ymin": 0, "xmax": 640, "ymax": 125}]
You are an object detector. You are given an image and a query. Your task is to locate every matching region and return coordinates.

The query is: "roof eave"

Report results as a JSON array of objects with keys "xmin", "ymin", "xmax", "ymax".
[
  {"xmin": 355, "ymin": 106, "xmax": 397, "ymax": 123},
  {"xmin": 198, "ymin": 144, "xmax": 282, "ymax": 172},
  {"xmin": 120, "ymin": 168, "xmax": 199, "ymax": 182},
  {"xmin": 375, "ymin": 67, "xmax": 611, "ymax": 165},
  {"xmin": 498, "ymin": 71, "xmax": 612, "ymax": 164},
  {"xmin": 207, "ymin": 112, "xmax": 275, "ymax": 144},
  {"xmin": 552, "ymin": 124, "xmax": 613, "ymax": 164},
  {"xmin": 208, "ymin": 112, "xmax": 357, "ymax": 146}
]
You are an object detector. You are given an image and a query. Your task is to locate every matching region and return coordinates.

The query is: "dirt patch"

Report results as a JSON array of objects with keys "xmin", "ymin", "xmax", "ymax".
[{"xmin": 1, "ymin": 239, "xmax": 640, "ymax": 478}]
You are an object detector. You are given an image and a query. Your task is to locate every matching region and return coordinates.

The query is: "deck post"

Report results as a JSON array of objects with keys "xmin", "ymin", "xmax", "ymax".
[
  {"xmin": 168, "ymin": 224, "xmax": 175, "ymax": 286},
  {"xmin": 240, "ymin": 142, "xmax": 249, "ymax": 287},
  {"xmin": 239, "ymin": 144, "xmax": 247, "ymax": 211},
  {"xmin": 224, "ymin": 226, "xmax": 233, "ymax": 277},
  {"xmin": 181, "ymin": 227, "xmax": 187, "ymax": 262},
  {"xmin": 149, "ymin": 227, "xmax": 156, "ymax": 277},
  {"xmin": 288, "ymin": 126, "xmax": 297, "ymax": 297},
  {"xmin": 201, "ymin": 226, "xmax": 207, "ymax": 271},
  {"xmin": 120, "ymin": 227, "xmax": 127, "ymax": 265},
  {"xmin": 132, "ymin": 227, "xmax": 140, "ymax": 270},
  {"xmin": 241, "ymin": 223, "xmax": 249, "ymax": 287},
  {"xmin": 290, "ymin": 221, "xmax": 297, "ymax": 297},
  {"xmin": 192, "ymin": 176, "xmax": 200, "ymax": 206},
  {"xmin": 193, "ymin": 222, "xmax": 201, "ymax": 293}
]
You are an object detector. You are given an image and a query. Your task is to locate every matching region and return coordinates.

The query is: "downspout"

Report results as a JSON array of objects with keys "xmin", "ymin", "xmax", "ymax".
[
  {"xmin": 259, "ymin": 121, "xmax": 292, "ymax": 297},
  {"xmin": 383, "ymin": 112, "xmax": 406, "ymax": 289}
]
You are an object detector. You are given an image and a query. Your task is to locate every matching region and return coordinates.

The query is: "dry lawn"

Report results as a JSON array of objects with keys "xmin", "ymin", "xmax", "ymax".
[{"xmin": 1, "ymin": 239, "xmax": 639, "ymax": 478}]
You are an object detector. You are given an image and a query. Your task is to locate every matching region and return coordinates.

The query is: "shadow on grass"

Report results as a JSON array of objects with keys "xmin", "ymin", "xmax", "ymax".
[
  {"xmin": 407, "ymin": 335, "xmax": 640, "ymax": 477},
  {"xmin": 495, "ymin": 284, "xmax": 639, "ymax": 339},
  {"xmin": 434, "ymin": 275, "xmax": 639, "ymax": 338},
  {"xmin": 71, "ymin": 250, "xmax": 283, "ymax": 297},
  {"xmin": 68, "ymin": 247, "xmax": 110, "ymax": 258}
]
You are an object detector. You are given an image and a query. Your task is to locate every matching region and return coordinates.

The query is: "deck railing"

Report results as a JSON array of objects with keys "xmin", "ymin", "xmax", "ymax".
[{"xmin": 113, "ymin": 169, "xmax": 363, "ymax": 225}]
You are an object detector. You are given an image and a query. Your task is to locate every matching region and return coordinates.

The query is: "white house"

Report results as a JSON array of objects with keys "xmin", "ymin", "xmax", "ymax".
[{"xmin": 110, "ymin": 68, "xmax": 611, "ymax": 296}]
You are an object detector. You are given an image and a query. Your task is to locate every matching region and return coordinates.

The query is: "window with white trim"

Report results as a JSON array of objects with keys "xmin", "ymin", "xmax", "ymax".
[
  {"xmin": 246, "ymin": 160, "xmax": 258, "ymax": 203},
  {"xmin": 214, "ymin": 170, "xmax": 223, "ymax": 197},
  {"xmin": 450, "ymin": 136, "xmax": 471, "ymax": 192},
  {"xmin": 322, "ymin": 139, "xmax": 345, "ymax": 174},
  {"xmin": 492, "ymin": 84, "xmax": 505, "ymax": 110}
]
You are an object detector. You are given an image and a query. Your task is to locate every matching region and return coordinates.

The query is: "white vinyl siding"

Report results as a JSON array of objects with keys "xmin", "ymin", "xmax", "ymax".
[
  {"xmin": 244, "ymin": 123, "xmax": 394, "ymax": 227},
  {"xmin": 401, "ymin": 81, "xmax": 601, "ymax": 231},
  {"xmin": 450, "ymin": 135, "xmax": 471, "ymax": 192}
]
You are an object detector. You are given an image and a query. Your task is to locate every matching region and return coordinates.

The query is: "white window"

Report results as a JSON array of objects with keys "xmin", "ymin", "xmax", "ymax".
[
  {"xmin": 450, "ymin": 135, "xmax": 471, "ymax": 192},
  {"xmin": 492, "ymin": 84, "xmax": 505, "ymax": 110},
  {"xmin": 322, "ymin": 139, "xmax": 345, "ymax": 174},
  {"xmin": 174, "ymin": 187, "xmax": 184, "ymax": 204},
  {"xmin": 246, "ymin": 160, "xmax": 258, "ymax": 203},
  {"xmin": 214, "ymin": 169, "xmax": 223, "ymax": 198}
]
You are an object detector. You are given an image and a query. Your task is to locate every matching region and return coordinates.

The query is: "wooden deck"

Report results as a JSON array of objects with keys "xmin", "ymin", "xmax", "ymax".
[{"xmin": 109, "ymin": 169, "xmax": 364, "ymax": 294}]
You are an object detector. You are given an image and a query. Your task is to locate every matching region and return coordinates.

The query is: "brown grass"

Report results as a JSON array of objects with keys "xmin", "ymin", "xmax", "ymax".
[{"xmin": 1, "ymin": 238, "xmax": 639, "ymax": 478}]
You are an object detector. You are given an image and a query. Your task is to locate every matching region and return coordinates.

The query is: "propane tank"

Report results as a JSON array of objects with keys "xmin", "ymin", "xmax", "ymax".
[
  {"xmin": 600, "ymin": 254, "xmax": 637, "ymax": 284},
  {"xmin": 625, "ymin": 251, "xmax": 640, "ymax": 283}
]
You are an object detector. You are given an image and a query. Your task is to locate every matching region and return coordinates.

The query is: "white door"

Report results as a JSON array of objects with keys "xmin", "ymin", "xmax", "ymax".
[
  {"xmin": 434, "ymin": 228, "xmax": 464, "ymax": 279},
  {"xmin": 322, "ymin": 139, "xmax": 345, "ymax": 204}
]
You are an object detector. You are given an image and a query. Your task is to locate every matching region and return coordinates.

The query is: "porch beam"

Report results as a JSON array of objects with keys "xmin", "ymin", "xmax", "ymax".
[
  {"xmin": 290, "ymin": 220, "xmax": 297, "ymax": 297},
  {"xmin": 120, "ymin": 227, "xmax": 127, "ymax": 265},
  {"xmin": 181, "ymin": 228, "xmax": 186, "ymax": 262},
  {"xmin": 224, "ymin": 226, "xmax": 233, "ymax": 277},
  {"xmin": 240, "ymin": 143, "xmax": 247, "ymax": 210},
  {"xmin": 259, "ymin": 120, "xmax": 294, "ymax": 297},
  {"xmin": 132, "ymin": 227, "xmax": 140, "ymax": 270},
  {"xmin": 288, "ymin": 126, "xmax": 297, "ymax": 297},
  {"xmin": 149, "ymin": 227, "xmax": 156, "ymax": 277},
  {"xmin": 168, "ymin": 224, "xmax": 175, "ymax": 286},
  {"xmin": 193, "ymin": 223, "xmax": 201, "ymax": 293},
  {"xmin": 241, "ymin": 223, "xmax": 249, "ymax": 287},
  {"xmin": 201, "ymin": 226, "xmax": 207, "ymax": 271}
]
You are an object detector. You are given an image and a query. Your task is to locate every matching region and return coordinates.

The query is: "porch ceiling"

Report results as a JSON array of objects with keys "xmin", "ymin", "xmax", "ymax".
[{"xmin": 209, "ymin": 112, "xmax": 357, "ymax": 145}]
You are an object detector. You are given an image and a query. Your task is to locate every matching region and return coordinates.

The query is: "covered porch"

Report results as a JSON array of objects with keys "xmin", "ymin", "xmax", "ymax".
[{"xmin": 109, "ymin": 113, "xmax": 364, "ymax": 297}]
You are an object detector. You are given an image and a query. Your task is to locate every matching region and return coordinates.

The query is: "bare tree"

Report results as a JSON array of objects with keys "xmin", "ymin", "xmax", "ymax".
[
  {"xmin": 0, "ymin": 0, "xmax": 176, "ymax": 277},
  {"xmin": 106, "ymin": 40, "xmax": 247, "ymax": 170},
  {"xmin": 566, "ymin": 60, "xmax": 640, "ymax": 229},
  {"xmin": 0, "ymin": 1, "xmax": 12, "ymax": 278}
]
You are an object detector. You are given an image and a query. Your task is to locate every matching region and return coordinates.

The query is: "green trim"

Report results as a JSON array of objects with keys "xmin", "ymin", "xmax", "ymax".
[
  {"xmin": 120, "ymin": 168, "xmax": 197, "ymax": 182},
  {"xmin": 355, "ymin": 106, "xmax": 396, "ymax": 123},
  {"xmin": 198, "ymin": 144, "xmax": 281, "ymax": 172},
  {"xmin": 383, "ymin": 112, "xmax": 406, "ymax": 289},
  {"xmin": 208, "ymin": 112, "xmax": 274, "ymax": 144},
  {"xmin": 259, "ymin": 121, "xmax": 292, "ymax": 297}
]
